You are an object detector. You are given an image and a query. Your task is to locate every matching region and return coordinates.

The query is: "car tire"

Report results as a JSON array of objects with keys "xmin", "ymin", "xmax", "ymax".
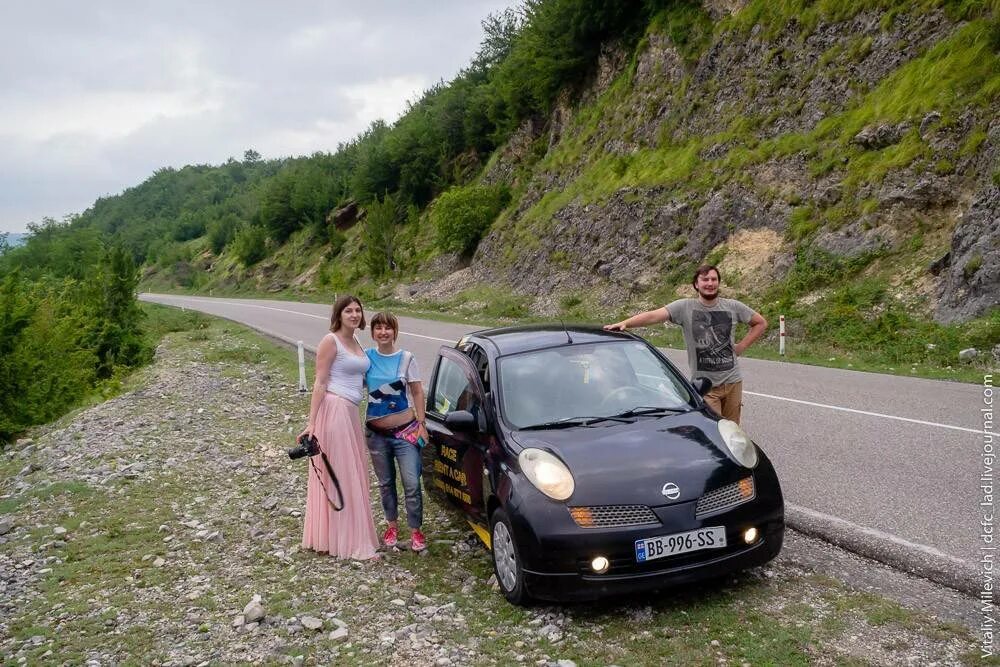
[{"xmin": 490, "ymin": 508, "xmax": 530, "ymax": 605}]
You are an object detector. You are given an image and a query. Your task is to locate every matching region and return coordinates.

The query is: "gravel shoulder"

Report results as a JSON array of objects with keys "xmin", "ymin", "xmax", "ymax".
[{"xmin": 0, "ymin": 317, "xmax": 989, "ymax": 666}]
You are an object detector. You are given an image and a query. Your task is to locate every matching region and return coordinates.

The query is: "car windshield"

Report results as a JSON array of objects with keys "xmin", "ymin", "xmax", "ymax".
[{"xmin": 498, "ymin": 340, "xmax": 696, "ymax": 429}]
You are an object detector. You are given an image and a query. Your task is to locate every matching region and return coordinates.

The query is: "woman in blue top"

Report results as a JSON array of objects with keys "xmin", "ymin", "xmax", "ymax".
[{"xmin": 364, "ymin": 311, "xmax": 429, "ymax": 551}]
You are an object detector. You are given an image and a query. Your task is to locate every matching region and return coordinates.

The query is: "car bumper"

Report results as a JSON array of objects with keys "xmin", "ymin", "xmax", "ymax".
[{"xmin": 520, "ymin": 518, "xmax": 784, "ymax": 602}]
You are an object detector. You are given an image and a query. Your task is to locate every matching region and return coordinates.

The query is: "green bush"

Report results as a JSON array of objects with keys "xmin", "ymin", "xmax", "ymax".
[
  {"xmin": 432, "ymin": 184, "xmax": 511, "ymax": 255},
  {"xmin": 0, "ymin": 274, "xmax": 96, "ymax": 442},
  {"xmin": 207, "ymin": 215, "xmax": 239, "ymax": 254},
  {"xmin": 231, "ymin": 224, "xmax": 269, "ymax": 266},
  {"xmin": 327, "ymin": 227, "xmax": 347, "ymax": 257}
]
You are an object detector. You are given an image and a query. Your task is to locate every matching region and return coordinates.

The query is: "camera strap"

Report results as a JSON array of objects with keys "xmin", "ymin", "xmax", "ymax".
[{"xmin": 310, "ymin": 452, "xmax": 344, "ymax": 512}]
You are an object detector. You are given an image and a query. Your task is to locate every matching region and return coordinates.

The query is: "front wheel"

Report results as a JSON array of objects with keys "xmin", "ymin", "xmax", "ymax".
[{"xmin": 491, "ymin": 508, "xmax": 530, "ymax": 605}]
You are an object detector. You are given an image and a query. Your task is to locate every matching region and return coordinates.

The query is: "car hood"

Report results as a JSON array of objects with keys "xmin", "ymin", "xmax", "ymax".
[{"xmin": 510, "ymin": 413, "xmax": 749, "ymax": 507}]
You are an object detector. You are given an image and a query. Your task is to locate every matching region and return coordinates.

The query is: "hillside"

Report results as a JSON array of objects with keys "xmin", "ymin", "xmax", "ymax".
[
  {"xmin": 4, "ymin": 0, "xmax": 998, "ymax": 373},
  {"xmin": 469, "ymin": 0, "xmax": 999, "ymax": 328}
]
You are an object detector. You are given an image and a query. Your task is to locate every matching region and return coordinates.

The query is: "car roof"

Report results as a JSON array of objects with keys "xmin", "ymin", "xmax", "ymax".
[{"xmin": 463, "ymin": 324, "xmax": 636, "ymax": 356}]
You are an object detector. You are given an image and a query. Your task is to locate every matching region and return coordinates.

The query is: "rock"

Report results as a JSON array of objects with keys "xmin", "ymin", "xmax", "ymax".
[
  {"xmin": 329, "ymin": 627, "xmax": 349, "ymax": 642},
  {"xmin": 852, "ymin": 123, "xmax": 903, "ymax": 149},
  {"xmin": 919, "ymin": 111, "xmax": 941, "ymax": 135},
  {"xmin": 300, "ymin": 615, "xmax": 323, "ymax": 631},
  {"xmin": 935, "ymin": 185, "xmax": 1000, "ymax": 322},
  {"xmin": 243, "ymin": 596, "xmax": 265, "ymax": 623},
  {"xmin": 153, "ymin": 557, "xmax": 166, "ymax": 568},
  {"xmin": 879, "ymin": 178, "xmax": 949, "ymax": 208},
  {"xmin": 390, "ymin": 598, "xmax": 406, "ymax": 606},
  {"xmin": 232, "ymin": 615, "xmax": 245, "ymax": 628},
  {"xmin": 959, "ymin": 348, "xmax": 979, "ymax": 361},
  {"xmin": 814, "ymin": 221, "xmax": 897, "ymax": 258},
  {"xmin": 262, "ymin": 497, "xmax": 279, "ymax": 511},
  {"xmin": 53, "ymin": 526, "xmax": 67, "ymax": 536},
  {"xmin": 816, "ymin": 184, "xmax": 842, "ymax": 206},
  {"xmin": 0, "ymin": 519, "xmax": 12, "ymax": 535}
]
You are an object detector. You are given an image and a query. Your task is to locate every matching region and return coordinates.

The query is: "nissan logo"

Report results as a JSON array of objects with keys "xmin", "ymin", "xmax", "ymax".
[{"xmin": 661, "ymin": 482, "xmax": 680, "ymax": 500}]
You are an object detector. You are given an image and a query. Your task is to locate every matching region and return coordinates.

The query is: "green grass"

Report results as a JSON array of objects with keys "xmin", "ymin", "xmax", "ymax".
[{"xmin": 720, "ymin": 0, "xmax": 997, "ymax": 40}]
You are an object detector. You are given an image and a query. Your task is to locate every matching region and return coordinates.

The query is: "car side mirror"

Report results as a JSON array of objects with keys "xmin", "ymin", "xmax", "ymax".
[
  {"xmin": 691, "ymin": 377, "xmax": 713, "ymax": 396},
  {"xmin": 444, "ymin": 410, "xmax": 478, "ymax": 432}
]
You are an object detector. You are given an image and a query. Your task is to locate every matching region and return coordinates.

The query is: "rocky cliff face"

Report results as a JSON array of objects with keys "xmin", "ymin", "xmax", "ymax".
[{"xmin": 421, "ymin": 2, "xmax": 999, "ymax": 323}]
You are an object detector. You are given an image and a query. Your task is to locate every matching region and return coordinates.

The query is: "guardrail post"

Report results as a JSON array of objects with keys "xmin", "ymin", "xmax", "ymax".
[
  {"xmin": 297, "ymin": 341, "xmax": 307, "ymax": 392},
  {"xmin": 779, "ymin": 315, "xmax": 786, "ymax": 356}
]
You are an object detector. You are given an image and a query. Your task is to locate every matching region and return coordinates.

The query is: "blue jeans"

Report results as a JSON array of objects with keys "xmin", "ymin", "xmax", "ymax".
[{"xmin": 366, "ymin": 430, "xmax": 423, "ymax": 528}]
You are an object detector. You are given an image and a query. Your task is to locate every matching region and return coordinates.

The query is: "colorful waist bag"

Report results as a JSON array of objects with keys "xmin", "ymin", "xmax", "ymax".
[
  {"xmin": 394, "ymin": 419, "xmax": 426, "ymax": 448},
  {"xmin": 370, "ymin": 419, "xmax": 426, "ymax": 448}
]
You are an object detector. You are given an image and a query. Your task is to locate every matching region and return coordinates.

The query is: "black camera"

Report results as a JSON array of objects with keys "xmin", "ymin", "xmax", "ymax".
[{"xmin": 288, "ymin": 433, "xmax": 320, "ymax": 460}]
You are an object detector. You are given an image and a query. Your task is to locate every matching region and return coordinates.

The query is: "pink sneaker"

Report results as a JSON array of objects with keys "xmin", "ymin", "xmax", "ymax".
[
  {"xmin": 382, "ymin": 525, "xmax": 398, "ymax": 548},
  {"xmin": 410, "ymin": 529, "xmax": 427, "ymax": 552}
]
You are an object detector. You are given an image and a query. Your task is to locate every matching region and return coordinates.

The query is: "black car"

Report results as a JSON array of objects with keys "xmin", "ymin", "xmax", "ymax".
[{"xmin": 423, "ymin": 325, "xmax": 784, "ymax": 604}]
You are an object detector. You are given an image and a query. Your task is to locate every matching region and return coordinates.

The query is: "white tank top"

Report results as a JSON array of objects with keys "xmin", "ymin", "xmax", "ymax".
[{"xmin": 325, "ymin": 334, "xmax": 370, "ymax": 404}]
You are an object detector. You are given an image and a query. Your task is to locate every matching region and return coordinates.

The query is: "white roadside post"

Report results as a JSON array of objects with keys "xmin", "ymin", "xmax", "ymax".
[
  {"xmin": 779, "ymin": 315, "xmax": 786, "ymax": 356},
  {"xmin": 297, "ymin": 341, "xmax": 307, "ymax": 392}
]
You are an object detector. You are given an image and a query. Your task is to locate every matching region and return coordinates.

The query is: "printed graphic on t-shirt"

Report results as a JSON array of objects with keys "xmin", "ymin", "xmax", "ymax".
[
  {"xmin": 692, "ymin": 310, "xmax": 735, "ymax": 373},
  {"xmin": 369, "ymin": 378, "xmax": 409, "ymax": 416}
]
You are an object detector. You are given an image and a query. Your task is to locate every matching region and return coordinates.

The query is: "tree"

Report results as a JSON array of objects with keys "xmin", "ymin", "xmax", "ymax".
[
  {"xmin": 362, "ymin": 194, "xmax": 400, "ymax": 277},
  {"xmin": 471, "ymin": 7, "xmax": 524, "ymax": 73},
  {"xmin": 88, "ymin": 245, "xmax": 148, "ymax": 378},
  {"xmin": 243, "ymin": 148, "xmax": 262, "ymax": 164}
]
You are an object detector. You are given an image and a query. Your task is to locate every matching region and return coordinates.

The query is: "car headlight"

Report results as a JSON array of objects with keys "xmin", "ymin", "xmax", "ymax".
[
  {"xmin": 518, "ymin": 448, "xmax": 575, "ymax": 501},
  {"xmin": 717, "ymin": 419, "xmax": 759, "ymax": 468}
]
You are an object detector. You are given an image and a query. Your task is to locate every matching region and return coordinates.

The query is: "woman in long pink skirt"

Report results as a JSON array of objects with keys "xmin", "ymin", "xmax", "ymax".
[{"xmin": 299, "ymin": 295, "xmax": 379, "ymax": 560}]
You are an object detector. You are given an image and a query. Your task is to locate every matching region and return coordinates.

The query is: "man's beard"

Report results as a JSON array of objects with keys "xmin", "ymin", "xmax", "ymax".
[{"xmin": 697, "ymin": 286, "xmax": 720, "ymax": 301}]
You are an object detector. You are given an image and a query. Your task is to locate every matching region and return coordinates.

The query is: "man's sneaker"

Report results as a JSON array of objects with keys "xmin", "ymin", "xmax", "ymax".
[
  {"xmin": 382, "ymin": 525, "xmax": 398, "ymax": 548},
  {"xmin": 410, "ymin": 529, "xmax": 427, "ymax": 552}
]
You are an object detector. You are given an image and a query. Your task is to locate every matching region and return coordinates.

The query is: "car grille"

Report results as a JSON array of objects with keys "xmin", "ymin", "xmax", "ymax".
[
  {"xmin": 568, "ymin": 504, "xmax": 659, "ymax": 528},
  {"xmin": 695, "ymin": 477, "xmax": 755, "ymax": 518}
]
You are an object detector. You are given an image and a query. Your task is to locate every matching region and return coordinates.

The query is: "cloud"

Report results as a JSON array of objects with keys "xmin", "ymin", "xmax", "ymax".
[{"xmin": 0, "ymin": 0, "xmax": 514, "ymax": 232}]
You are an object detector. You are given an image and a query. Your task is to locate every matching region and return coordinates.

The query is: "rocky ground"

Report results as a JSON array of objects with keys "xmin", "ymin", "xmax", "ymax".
[{"xmin": 0, "ymin": 318, "xmax": 988, "ymax": 665}]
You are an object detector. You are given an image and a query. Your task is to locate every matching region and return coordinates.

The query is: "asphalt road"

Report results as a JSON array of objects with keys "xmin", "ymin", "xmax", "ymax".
[{"xmin": 141, "ymin": 293, "xmax": 991, "ymax": 590}]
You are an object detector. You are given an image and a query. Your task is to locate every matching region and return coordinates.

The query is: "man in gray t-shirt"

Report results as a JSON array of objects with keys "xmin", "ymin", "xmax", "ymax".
[{"xmin": 605, "ymin": 264, "xmax": 767, "ymax": 424}]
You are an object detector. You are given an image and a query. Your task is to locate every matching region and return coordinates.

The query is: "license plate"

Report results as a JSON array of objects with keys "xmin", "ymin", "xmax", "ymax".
[{"xmin": 635, "ymin": 526, "xmax": 726, "ymax": 562}]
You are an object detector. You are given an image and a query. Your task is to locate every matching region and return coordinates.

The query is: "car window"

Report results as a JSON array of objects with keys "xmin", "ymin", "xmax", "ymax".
[
  {"xmin": 498, "ymin": 341, "xmax": 695, "ymax": 429},
  {"xmin": 461, "ymin": 343, "xmax": 490, "ymax": 392},
  {"xmin": 433, "ymin": 356, "xmax": 481, "ymax": 416}
]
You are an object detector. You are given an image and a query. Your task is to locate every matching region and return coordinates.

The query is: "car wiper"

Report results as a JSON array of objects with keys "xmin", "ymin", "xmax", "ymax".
[
  {"xmin": 611, "ymin": 406, "xmax": 692, "ymax": 418},
  {"xmin": 519, "ymin": 415, "xmax": 635, "ymax": 430}
]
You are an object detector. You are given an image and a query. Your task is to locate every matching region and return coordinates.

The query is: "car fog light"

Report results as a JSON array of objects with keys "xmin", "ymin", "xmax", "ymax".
[
  {"xmin": 591, "ymin": 556, "xmax": 610, "ymax": 574},
  {"xmin": 743, "ymin": 527, "xmax": 759, "ymax": 544}
]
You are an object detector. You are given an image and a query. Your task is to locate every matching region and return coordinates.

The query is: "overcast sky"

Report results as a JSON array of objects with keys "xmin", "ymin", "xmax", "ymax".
[{"xmin": 0, "ymin": 1, "xmax": 515, "ymax": 234}]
